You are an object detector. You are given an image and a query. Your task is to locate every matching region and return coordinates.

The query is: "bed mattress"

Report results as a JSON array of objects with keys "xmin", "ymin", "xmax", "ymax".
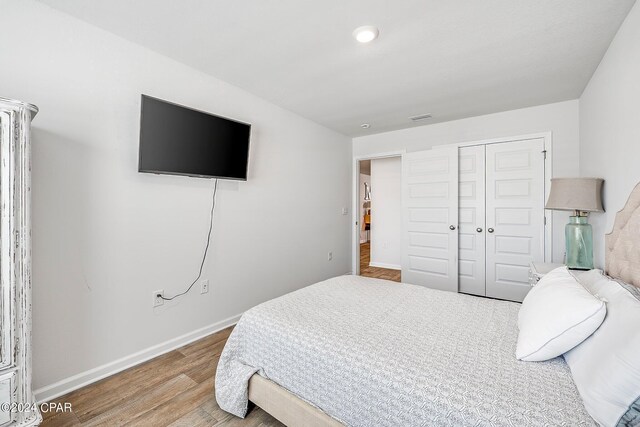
[{"xmin": 215, "ymin": 275, "xmax": 595, "ymax": 426}]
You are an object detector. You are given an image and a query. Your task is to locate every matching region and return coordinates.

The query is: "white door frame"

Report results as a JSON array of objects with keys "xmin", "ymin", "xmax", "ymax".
[
  {"xmin": 352, "ymin": 150, "xmax": 405, "ymax": 275},
  {"xmin": 433, "ymin": 131, "xmax": 553, "ymax": 262}
]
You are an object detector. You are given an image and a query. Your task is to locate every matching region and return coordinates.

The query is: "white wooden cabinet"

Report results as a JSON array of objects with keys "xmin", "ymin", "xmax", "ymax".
[{"xmin": 0, "ymin": 98, "xmax": 41, "ymax": 427}]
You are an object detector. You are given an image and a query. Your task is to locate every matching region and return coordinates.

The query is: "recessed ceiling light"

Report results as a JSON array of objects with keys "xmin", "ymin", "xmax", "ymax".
[
  {"xmin": 361, "ymin": 123, "xmax": 371, "ymax": 129},
  {"xmin": 353, "ymin": 26, "xmax": 379, "ymax": 43}
]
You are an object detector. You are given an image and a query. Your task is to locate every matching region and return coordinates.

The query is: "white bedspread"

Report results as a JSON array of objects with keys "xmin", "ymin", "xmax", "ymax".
[{"xmin": 215, "ymin": 275, "xmax": 595, "ymax": 426}]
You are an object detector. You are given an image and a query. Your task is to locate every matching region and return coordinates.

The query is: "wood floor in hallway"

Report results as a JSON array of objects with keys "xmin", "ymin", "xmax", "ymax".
[{"xmin": 359, "ymin": 242, "xmax": 401, "ymax": 282}]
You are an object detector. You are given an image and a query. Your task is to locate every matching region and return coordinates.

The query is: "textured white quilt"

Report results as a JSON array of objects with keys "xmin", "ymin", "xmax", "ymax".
[{"xmin": 215, "ymin": 275, "xmax": 595, "ymax": 426}]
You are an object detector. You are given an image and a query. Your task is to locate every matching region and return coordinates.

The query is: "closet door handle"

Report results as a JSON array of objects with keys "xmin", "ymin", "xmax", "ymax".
[
  {"xmin": 476, "ymin": 227, "xmax": 483, "ymax": 233},
  {"xmin": 488, "ymin": 228, "xmax": 494, "ymax": 233},
  {"xmin": 449, "ymin": 225, "xmax": 456, "ymax": 230}
]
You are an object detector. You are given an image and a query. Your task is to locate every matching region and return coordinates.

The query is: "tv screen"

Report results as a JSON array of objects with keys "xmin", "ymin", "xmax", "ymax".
[{"xmin": 139, "ymin": 95, "xmax": 251, "ymax": 180}]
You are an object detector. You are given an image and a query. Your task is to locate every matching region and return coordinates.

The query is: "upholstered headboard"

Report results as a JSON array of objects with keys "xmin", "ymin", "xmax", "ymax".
[{"xmin": 605, "ymin": 182, "xmax": 640, "ymax": 288}]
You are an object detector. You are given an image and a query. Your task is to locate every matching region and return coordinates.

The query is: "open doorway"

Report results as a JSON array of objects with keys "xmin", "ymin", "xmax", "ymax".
[{"xmin": 356, "ymin": 158, "xmax": 401, "ymax": 282}]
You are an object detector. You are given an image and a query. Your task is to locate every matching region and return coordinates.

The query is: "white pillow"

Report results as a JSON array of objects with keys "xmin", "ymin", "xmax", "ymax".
[
  {"xmin": 516, "ymin": 267, "xmax": 606, "ymax": 362},
  {"xmin": 564, "ymin": 269, "xmax": 640, "ymax": 427}
]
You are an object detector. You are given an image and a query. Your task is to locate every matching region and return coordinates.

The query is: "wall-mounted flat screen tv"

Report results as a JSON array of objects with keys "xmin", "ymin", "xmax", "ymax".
[{"xmin": 139, "ymin": 95, "xmax": 251, "ymax": 180}]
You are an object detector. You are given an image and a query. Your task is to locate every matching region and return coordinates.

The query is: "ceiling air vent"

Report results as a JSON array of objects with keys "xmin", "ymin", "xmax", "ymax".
[{"xmin": 409, "ymin": 113, "xmax": 432, "ymax": 122}]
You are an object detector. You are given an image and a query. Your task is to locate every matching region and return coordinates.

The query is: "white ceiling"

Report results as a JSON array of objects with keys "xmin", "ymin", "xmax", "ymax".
[{"xmin": 37, "ymin": 0, "xmax": 636, "ymax": 137}]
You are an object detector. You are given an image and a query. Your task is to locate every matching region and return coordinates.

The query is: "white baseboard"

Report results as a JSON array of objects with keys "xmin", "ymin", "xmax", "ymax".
[
  {"xmin": 368, "ymin": 262, "xmax": 401, "ymax": 270},
  {"xmin": 34, "ymin": 313, "xmax": 242, "ymax": 403}
]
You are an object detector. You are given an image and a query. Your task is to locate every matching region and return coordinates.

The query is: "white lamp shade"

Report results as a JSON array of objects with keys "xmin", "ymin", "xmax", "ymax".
[{"xmin": 546, "ymin": 178, "xmax": 604, "ymax": 212}]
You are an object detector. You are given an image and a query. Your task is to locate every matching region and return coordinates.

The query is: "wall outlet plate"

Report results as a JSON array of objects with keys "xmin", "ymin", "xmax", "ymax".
[
  {"xmin": 327, "ymin": 251, "xmax": 333, "ymax": 261},
  {"xmin": 153, "ymin": 290, "xmax": 164, "ymax": 307},
  {"xmin": 200, "ymin": 280, "xmax": 209, "ymax": 294}
]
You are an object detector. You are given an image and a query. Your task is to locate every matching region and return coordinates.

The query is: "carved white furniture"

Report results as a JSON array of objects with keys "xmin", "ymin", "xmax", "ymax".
[{"xmin": 0, "ymin": 98, "xmax": 41, "ymax": 426}]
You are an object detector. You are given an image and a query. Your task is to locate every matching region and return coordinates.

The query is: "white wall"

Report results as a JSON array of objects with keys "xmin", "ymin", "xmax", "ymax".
[
  {"xmin": 358, "ymin": 173, "xmax": 371, "ymax": 243},
  {"xmin": 579, "ymin": 1, "xmax": 640, "ymax": 268},
  {"xmin": 370, "ymin": 158, "xmax": 402, "ymax": 269},
  {"xmin": 353, "ymin": 100, "xmax": 580, "ymax": 263},
  {"xmin": 0, "ymin": 0, "xmax": 351, "ymax": 396}
]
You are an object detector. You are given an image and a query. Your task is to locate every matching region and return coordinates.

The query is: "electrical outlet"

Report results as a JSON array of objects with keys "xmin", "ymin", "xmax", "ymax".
[
  {"xmin": 200, "ymin": 280, "xmax": 209, "ymax": 294},
  {"xmin": 342, "ymin": 207, "xmax": 348, "ymax": 215},
  {"xmin": 153, "ymin": 290, "xmax": 164, "ymax": 307},
  {"xmin": 327, "ymin": 251, "xmax": 333, "ymax": 261}
]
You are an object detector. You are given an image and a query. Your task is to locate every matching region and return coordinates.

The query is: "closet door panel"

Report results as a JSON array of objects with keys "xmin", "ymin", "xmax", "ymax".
[
  {"xmin": 485, "ymin": 139, "xmax": 545, "ymax": 302},
  {"xmin": 458, "ymin": 146, "xmax": 486, "ymax": 296},
  {"xmin": 402, "ymin": 147, "xmax": 458, "ymax": 292}
]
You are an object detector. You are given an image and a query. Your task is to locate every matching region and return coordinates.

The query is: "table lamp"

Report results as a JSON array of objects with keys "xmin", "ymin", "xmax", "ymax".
[{"xmin": 545, "ymin": 178, "xmax": 604, "ymax": 270}]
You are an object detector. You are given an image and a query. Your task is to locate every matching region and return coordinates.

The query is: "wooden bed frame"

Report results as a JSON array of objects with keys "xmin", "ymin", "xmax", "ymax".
[{"xmin": 248, "ymin": 181, "xmax": 640, "ymax": 426}]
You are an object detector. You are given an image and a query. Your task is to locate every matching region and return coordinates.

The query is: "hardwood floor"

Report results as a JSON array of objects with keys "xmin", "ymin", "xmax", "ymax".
[
  {"xmin": 41, "ymin": 326, "xmax": 283, "ymax": 427},
  {"xmin": 359, "ymin": 242, "xmax": 401, "ymax": 282}
]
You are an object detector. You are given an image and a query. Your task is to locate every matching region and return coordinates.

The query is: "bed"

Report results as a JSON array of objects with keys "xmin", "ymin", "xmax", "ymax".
[{"xmin": 215, "ymin": 183, "xmax": 640, "ymax": 427}]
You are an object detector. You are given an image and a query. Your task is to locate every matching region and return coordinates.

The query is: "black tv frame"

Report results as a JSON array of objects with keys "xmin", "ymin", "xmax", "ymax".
[{"xmin": 138, "ymin": 94, "xmax": 251, "ymax": 181}]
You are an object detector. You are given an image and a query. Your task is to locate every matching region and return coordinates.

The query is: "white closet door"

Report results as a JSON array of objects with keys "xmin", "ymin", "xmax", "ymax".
[
  {"xmin": 401, "ymin": 147, "xmax": 458, "ymax": 292},
  {"xmin": 485, "ymin": 139, "xmax": 545, "ymax": 302},
  {"xmin": 458, "ymin": 146, "xmax": 486, "ymax": 296}
]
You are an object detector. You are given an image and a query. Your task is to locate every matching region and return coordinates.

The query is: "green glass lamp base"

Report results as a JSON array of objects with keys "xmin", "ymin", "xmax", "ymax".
[{"xmin": 565, "ymin": 216, "xmax": 594, "ymax": 270}]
